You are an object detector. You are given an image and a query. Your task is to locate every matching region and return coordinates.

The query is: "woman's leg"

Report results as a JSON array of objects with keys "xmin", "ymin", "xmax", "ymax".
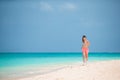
[
  {"xmin": 82, "ymin": 52, "xmax": 86, "ymax": 63},
  {"xmin": 85, "ymin": 53, "xmax": 88, "ymax": 62},
  {"xmin": 85, "ymin": 50, "xmax": 88, "ymax": 62}
]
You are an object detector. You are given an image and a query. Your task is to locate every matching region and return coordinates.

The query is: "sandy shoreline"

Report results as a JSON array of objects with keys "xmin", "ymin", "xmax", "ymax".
[
  {"xmin": 0, "ymin": 60, "xmax": 120, "ymax": 80},
  {"xmin": 14, "ymin": 60, "xmax": 120, "ymax": 80}
]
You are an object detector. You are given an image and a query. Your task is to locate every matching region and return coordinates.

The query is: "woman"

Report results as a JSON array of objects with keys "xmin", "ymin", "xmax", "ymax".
[{"xmin": 82, "ymin": 35, "xmax": 90, "ymax": 65}]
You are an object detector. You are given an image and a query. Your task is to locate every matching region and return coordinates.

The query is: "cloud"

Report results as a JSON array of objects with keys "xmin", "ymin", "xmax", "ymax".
[
  {"xmin": 59, "ymin": 3, "xmax": 77, "ymax": 11},
  {"xmin": 39, "ymin": 2, "xmax": 77, "ymax": 12},
  {"xmin": 40, "ymin": 2, "xmax": 53, "ymax": 11}
]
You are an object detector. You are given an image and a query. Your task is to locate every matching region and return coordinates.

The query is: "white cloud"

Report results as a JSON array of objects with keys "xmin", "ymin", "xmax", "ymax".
[
  {"xmin": 39, "ymin": 2, "xmax": 77, "ymax": 12},
  {"xmin": 59, "ymin": 3, "xmax": 77, "ymax": 11},
  {"xmin": 40, "ymin": 2, "xmax": 53, "ymax": 11}
]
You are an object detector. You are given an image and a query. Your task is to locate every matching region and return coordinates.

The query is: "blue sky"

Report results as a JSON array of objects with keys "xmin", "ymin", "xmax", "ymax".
[{"xmin": 0, "ymin": 0, "xmax": 120, "ymax": 52}]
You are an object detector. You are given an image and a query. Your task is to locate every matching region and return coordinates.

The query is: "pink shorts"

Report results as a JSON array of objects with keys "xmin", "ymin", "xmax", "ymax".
[{"xmin": 82, "ymin": 47, "xmax": 89, "ymax": 54}]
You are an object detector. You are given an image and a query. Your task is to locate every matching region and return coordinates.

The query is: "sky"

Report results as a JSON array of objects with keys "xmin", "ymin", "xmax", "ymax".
[{"xmin": 0, "ymin": 0, "xmax": 120, "ymax": 52}]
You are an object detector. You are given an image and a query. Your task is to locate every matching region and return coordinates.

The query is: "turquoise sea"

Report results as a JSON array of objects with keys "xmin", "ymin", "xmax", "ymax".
[
  {"xmin": 0, "ymin": 52, "xmax": 120, "ymax": 68},
  {"xmin": 0, "ymin": 52, "xmax": 120, "ymax": 79}
]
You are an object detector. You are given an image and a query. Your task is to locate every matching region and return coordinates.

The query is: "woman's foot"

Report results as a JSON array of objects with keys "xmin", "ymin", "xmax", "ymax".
[{"xmin": 82, "ymin": 62, "xmax": 87, "ymax": 66}]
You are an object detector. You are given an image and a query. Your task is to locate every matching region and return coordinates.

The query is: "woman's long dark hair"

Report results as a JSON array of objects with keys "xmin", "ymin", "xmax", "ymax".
[{"xmin": 82, "ymin": 35, "xmax": 86, "ymax": 43}]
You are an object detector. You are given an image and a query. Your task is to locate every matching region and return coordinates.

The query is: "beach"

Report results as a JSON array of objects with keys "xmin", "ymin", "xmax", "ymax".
[
  {"xmin": 16, "ymin": 60, "xmax": 120, "ymax": 80},
  {"xmin": 0, "ymin": 53, "xmax": 120, "ymax": 80}
]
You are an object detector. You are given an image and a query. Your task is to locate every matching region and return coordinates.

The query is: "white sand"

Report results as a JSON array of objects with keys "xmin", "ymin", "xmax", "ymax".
[{"xmin": 17, "ymin": 60, "xmax": 120, "ymax": 80}]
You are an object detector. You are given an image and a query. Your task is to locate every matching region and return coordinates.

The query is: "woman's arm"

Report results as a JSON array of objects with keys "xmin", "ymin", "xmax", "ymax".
[{"xmin": 87, "ymin": 40, "xmax": 90, "ymax": 47}]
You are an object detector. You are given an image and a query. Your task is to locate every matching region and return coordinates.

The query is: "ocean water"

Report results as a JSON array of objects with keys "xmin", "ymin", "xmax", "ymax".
[
  {"xmin": 0, "ymin": 52, "xmax": 120, "ymax": 68},
  {"xmin": 0, "ymin": 52, "xmax": 120, "ymax": 79}
]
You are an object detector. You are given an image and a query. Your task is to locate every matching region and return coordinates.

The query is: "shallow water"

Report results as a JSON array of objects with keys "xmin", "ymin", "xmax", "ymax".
[{"xmin": 0, "ymin": 52, "xmax": 120, "ymax": 67}]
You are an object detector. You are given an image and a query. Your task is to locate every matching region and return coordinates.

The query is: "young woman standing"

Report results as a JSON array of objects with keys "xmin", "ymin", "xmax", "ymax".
[{"xmin": 82, "ymin": 35, "xmax": 90, "ymax": 65}]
